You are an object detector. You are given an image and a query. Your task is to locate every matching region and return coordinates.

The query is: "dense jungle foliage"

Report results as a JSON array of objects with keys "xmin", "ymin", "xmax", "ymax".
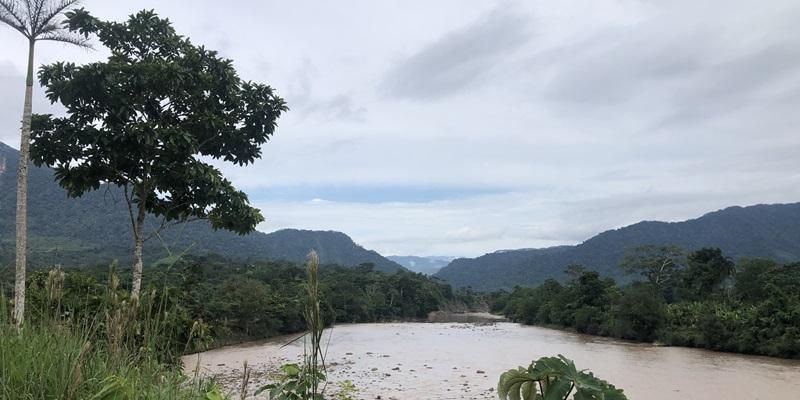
[
  {"xmin": 0, "ymin": 255, "xmax": 477, "ymax": 398},
  {"xmin": 492, "ymin": 247, "xmax": 800, "ymax": 358},
  {"xmin": 0, "ymin": 255, "xmax": 475, "ymax": 353}
]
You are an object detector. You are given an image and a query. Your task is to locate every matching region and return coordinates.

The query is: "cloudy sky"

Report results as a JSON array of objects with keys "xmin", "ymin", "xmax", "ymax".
[{"xmin": 2, "ymin": 0, "xmax": 800, "ymax": 257}]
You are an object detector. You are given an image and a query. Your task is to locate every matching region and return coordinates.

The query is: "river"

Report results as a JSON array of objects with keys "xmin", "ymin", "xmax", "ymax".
[{"xmin": 184, "ymin": 315, "xmax": 800, "ymax": 399}]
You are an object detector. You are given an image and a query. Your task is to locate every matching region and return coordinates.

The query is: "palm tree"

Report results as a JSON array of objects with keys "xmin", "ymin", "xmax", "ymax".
[{"xmin": 0, "ymin": 0, "xmax": 89, "ymax": 328}]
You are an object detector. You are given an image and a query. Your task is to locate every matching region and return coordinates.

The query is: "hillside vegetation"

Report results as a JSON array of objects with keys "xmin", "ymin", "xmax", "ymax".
[
  {"xmin": 435, "ymin": 203, "xmax": 800, "ymax": 290},
  {"xmin": 492, "ymin": 247, "xmax": 800, "ymax": 359},
  {"xmin": 0, "ymin": 143, "xmax": 403, "ymax": 272}
]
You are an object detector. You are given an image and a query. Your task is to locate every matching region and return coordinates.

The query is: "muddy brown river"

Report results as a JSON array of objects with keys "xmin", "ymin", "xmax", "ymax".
[{"xmin": 184, "ymin": 316, "xmax": 800, "ymax": 399}]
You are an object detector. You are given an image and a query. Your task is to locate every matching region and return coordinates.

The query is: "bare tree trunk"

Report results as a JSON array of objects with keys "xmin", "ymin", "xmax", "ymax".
[
  {"xmin": 131, "ymin": 197, "xmax": 146, "ymax": 300},
  {"xmin": 13, "ymin": 39, "xmax": 36, "ymax": 329}
]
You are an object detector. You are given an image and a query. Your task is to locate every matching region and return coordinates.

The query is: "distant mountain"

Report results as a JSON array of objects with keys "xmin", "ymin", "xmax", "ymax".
[
  {"xmin": 0, "ymin": 142, "xmax": 404, "ymax": 272},
  {"xmin": 434, "ymin": 203, "xmax": 800, "ymax": 291},
  {"xmin": 387, "ymin": 255, "xmax": 454, "ymax": 275}
]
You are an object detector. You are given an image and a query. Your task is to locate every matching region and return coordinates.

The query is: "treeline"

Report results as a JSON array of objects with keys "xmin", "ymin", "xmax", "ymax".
[
  {"xmin": 8, "ymin": 255, "xmax": 473, "ymax": 352},
  {"xmin": 491, "ymin": 246, "xmax": 800, "ymax": 358}
]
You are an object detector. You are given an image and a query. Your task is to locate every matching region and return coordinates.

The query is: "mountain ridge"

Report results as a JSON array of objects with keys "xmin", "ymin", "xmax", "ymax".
[
  {"xmin": 387, "ymin": 255, "xmax": 454, "ymax": 275},
  {"xmin": 0, "ymin": 142, "xmax": 405, "ymax": 272},
  {"xmin": 434, "ymin": 202, "xmax": 800, "ymax": 291}
]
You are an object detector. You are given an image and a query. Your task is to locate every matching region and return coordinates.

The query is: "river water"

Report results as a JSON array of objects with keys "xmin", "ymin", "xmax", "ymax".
[{"xmin": 184, "ymin": 316, "xmax": 800, "ymax": 399}]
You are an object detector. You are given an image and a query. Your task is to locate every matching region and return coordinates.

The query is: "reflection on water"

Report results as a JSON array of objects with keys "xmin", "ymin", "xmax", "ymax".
[{"xmin": 185, "ymin": 318, "xmax": 800, "ymax": 400}]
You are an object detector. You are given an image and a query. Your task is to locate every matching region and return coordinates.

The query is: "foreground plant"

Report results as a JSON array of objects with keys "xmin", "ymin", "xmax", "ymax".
[
  {"xmin": 259, "ymin": 251, "xmax": 329, "ymax": 400},
  {"xmin": 1, "ymin": 265, "xmax": 223, "ymax": 399},
  {"xmin": 498, "ymin": 354, "xmax": 627, "ymax": 400}
]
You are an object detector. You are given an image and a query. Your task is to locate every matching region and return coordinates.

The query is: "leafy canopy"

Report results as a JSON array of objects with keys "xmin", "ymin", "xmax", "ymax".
[
  {"xmin": 30, "ymin": 9, "xmax": 287, "ymax": 234},
  {"xmin": 682, "ymin": 247, "xmax": 735, "ymax": 299},
  {"xmin": 620, "ymin": 245, "xmax": 685, "ymax": 287}
]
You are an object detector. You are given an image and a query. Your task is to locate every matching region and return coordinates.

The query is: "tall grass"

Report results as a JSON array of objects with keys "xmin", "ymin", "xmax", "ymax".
[
  {"xmin": 0, "ymin": 324, "xmax": 211, "ymax": 399},
  {"xmin": 0, "ymin": 265, "xmax": 218, "ymax": 399},
  {"xmin": 304, "ymin": 250, "xmax": 325, "ymax": 398},
  {"xmin": 257, "ymin": 250, "xmax": 330, "ymax": 400}
]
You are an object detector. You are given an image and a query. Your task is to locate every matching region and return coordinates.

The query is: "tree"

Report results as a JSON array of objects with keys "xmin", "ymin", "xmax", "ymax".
[
  {"xmin": 567, "ymin": 269, "xmax": 613, "ymax": 334},
  {"xmin": 0, "ymin": 0, "xmax": 89, "ymax": 328},
  {"xmin": 681, "ymin": 247, "xmax": 735, "ymax": 300},
  {"xmin": 569, "ymin": 269, "xmax": 610, "ymax": 309},
  {"xmin": 734, "ymin": 258, "xmax": 779, "ymax": 303},
  {"xmin": 620, "ymin": 245, "xmax": 685, "ymax": 301},
  {"xmin": 29, "ymin": 9, "xmax": 287, "ymax": 299},
  {"xmin": 217, "ymin": 276, "xmax": 277, "ymax": 336},
  {"xmin": 607, "ymin": 282, "xmax": 665, "ymax": 341},
  {"xmin": 735, "ymin": 259, "xmax": 800, "ymax": 303}
]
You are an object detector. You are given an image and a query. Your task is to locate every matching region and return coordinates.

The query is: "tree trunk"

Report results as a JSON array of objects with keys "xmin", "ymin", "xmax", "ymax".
[
  {"xmin": 131, "ymin": 197, "xmax": 147, "ymax": 300},
  {"xmin": 13, "ymin": 40, "xmax": 36, "ymax": 328}
]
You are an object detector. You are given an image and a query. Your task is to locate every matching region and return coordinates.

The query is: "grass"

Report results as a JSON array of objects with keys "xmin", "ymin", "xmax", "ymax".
[
  {"xmin": 0, "ymin": 269, "xmax": 219, "ymax": 400},
  {"xmin": 0, "ymin": 324, "xmax": 212, "ymax": 399}
]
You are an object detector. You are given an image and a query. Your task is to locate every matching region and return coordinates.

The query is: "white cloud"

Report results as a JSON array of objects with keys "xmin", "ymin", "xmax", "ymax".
[{"xmin": 2, "ymin": 0, "xmax": 799, "ymax": 257}]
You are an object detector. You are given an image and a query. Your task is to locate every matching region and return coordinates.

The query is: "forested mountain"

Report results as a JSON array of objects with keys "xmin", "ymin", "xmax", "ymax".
[
  {"xmin": 435, "ymin": 203, "xmax": 800, "ymax": 291},
  {"xmin": 0, "ymin": 142, "xmax": 404, "ymax": 272},
  {"xmin": 387, "ymin": 255, "xmax": 454, "ymax": 275}
]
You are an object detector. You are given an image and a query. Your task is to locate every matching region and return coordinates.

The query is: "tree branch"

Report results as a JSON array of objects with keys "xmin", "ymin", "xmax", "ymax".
[{"xmin": 143, "ymin": 216, "xmax": 204, "ymax": 242}]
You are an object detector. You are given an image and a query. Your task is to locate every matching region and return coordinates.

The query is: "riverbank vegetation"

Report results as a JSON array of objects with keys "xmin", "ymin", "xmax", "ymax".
[
  {"xmin": 1, "ymin": 256, "xmax": 473, "ymax": 348},
  {"xmin": 492, "ymin": 247, "xmax": 800, "ymax": 358},
  {"xmin": 0, "ymin": 265, "xmax": 222, "ymax": 399},
  {"xmin": 0, "ymin": 255, "xmax": 477, "ymax": 398}
]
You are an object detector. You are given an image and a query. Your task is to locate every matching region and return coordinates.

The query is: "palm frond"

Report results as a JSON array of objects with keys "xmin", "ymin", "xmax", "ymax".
[
  {"xmin": 0, "ymin": 0, "xmax": 30, "ymax": 35},
  {"xmin": 38, "ymin": 30, "xmax": 90, "ymax": 48},
  {"xmin": 38, "ymin": 0, "xmax": 78, "ymax": 29},
  {"xmin": 23, "ymin": 0, "xmax": 35, "ymax": 30},
  {"xmin": 30, "ymin": 0, "xmax": 45, "ymax": 32},
  {"xmin": 35, "ymin": 19, "xmax": 57, "ymax": 34},
  {"xmin": 0, "ymin": 0, "xmax": 82, "ymax": 38},
  {"xmin": 0, "ymin": 12, "xmax": 26, "ymax": 35}
]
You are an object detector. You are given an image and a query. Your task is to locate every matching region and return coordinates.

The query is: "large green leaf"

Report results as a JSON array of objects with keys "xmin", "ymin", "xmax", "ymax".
[{"xmin": 498, "ymin": 355, "xmax": 627, "ymax": 400}]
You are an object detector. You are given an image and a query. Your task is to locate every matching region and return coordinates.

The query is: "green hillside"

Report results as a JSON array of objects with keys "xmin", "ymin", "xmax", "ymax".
[
  {"xmin": 0, "ymin": 142, "xmax": 404, "ymax": 272},
  {"xmin": 434, "ymin": 203, "xmax": 800, "ymax": 291}
]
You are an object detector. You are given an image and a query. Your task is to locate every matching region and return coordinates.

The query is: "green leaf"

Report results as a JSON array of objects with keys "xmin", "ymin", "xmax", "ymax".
[
  {"xmin": 280, "ymin": 363, "xmax": 301, "ymax": 377},
  {"xmin": 204, "ymin": 386, "xmax": 225, "ymax": 400},
  {"xmin": 520, "ymin": 381, "xmax": 539, "ymax": 400},
  {"xmin": 498, "ymin": 356, "xmax": 627, "ymax": 400},
  {"xmin": 541, "ymin": 380, "xmax": 572, "ymax": 400},
  {"xmin": 498, "ymin": 368, "xmax": 538, "ymax": 400}
]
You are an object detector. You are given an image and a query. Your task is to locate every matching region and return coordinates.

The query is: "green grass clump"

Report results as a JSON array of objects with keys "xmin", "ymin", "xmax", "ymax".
[
  {"xmin": 0, "ymin": 324, "xmax": 213, "ymax": 399},
  {"xmin": 0, "ymin": 268, "xmax": 219, "ymax": 400}
]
